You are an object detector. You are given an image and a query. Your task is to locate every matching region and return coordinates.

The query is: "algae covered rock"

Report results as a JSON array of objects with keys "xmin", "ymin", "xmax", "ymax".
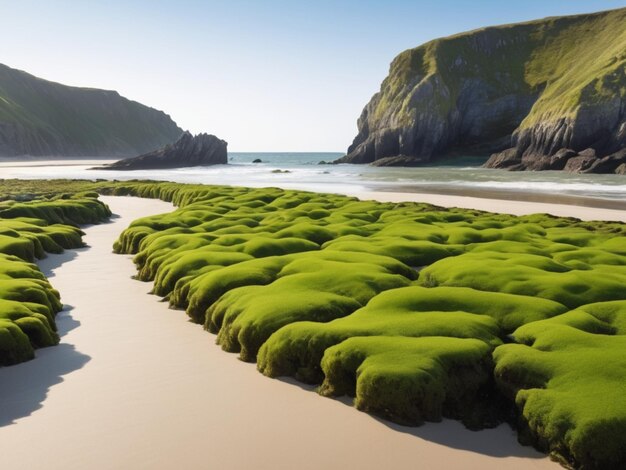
[{"xmin": 0, "ymin": 189, "xmax": 111, "ymax": 366}]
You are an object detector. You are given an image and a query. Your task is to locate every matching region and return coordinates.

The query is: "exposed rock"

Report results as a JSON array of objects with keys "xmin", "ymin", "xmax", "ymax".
[
  {"xmin": 338, "ymin": 8, "xmax": 626, "ymax": 172},
  {"xmin": 369, "ymin": 155, "xmax": 425, "ymax": 167},
  {"xmin": 517, "ymin": 148, "xmax": 576, "ymax": 171},
  {"xmin": 483, "ymin": 149, "xmax": 521, "ymax": 170},
  {"xmin": 564, "ymin": 155, "xmax": 597, "ymax": 173},
  {"xmin": 582, "ymin": 148, "xmax": 626, "ymax": 174},
  {"xmin": 484, "ymin": 146, "xmax": 622, "ymax": 173},
  {"xmin": 616, "ymin": 163, "xmax": 626, "ymax": 175},
  {"xmin": 577, "ymin": 148, "xmax": 597, "ymax": 159},
  {"xmin": 96, "ymin": 132, "xmax": 227, "ymax": 171},
  {"xmin": 548, "ymin": 149, "xmax": 578, "ymax": 170},
  {"xmin": 252, "ymin": 159, "xmax": 262, "ymax": 163},
  {"xmin": 508, "ymin": 163, "xmax": 528, "ymax": 171},
  {"xmin": 0, "ymin": 63, "xmax": 181, "ymax": 157},
  {"xmin": 521, "ymin": 156, "xmax": 550, "ymax": 171}
]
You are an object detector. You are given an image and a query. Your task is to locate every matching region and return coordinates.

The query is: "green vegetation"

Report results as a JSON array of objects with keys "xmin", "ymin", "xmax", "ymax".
[
  {"xmin": 1, "ymin": 179, "xmax": 624, "ymax": 468},
  {"xmin": 0, "ymin": 63, "xmax": 182, "ymax": 157},
  {"xmin": 377, "ymin": 8, "xmax": 626, "ymax": 127},
  {"xmin": 0, "ymin": 186, "xmax": 111, "ymax": 365},
  {"xmin": 91, "ymin": 180, "xmax": 626, "ymax": 469},
  {"xmin": 521, "ymin": 9, "xmax": 626, "ymax": 126},
  {"xmin": 350, "ymin": 7, "xmax": 626, "ymax": 163},
  {"xmin": 494, "ymin": 302, "xmax": 626, "ymax": 469}
]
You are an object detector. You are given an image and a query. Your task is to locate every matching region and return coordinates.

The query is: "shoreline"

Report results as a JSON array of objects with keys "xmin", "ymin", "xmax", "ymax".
[
  {"xmin": 373, "ymin": 184, "xmax": 626, "ymax": 211},
  {"xmin": 0, "ymin": 195, "xmax": 557, "ymax": 469},
  {"xmin": 0, "ymin": 160, "xmax": 623, "ymax": 220},
  {"xmin": 351, "ymin": 189, "xmax": 626, "ymax": 222}
]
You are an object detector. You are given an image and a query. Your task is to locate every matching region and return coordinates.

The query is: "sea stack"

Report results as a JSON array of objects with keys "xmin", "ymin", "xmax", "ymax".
[{"xmin": 97, "ymin": 131, "xmax": 228, "ymax": 170}]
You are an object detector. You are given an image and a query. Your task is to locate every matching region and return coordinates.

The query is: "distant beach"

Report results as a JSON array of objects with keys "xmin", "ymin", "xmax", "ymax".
[{"xmin": 1, "ymin": 155, "xmax": 625, "ymax": 220}]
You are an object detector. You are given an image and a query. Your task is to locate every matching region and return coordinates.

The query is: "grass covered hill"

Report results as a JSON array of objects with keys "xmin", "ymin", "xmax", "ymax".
[
  {"xmin": 340, "ymin": 7, "xmax": 626, "ymax": 173},
  {"xmin": 1, "ymin": 179, "xmax": 624, "ymax": 468},
  {"xmin": 0, "ymin": 64, "xmax": 183, "ymax": 157}
]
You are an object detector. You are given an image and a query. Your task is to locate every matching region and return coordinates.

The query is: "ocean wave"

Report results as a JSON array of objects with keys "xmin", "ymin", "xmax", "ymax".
[{"xmin": 458, "ymin": 181, "xmax": 626, "ymax": 193}]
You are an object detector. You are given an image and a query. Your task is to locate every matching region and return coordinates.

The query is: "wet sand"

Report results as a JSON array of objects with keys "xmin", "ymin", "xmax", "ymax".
[
  {"xmin": 353, "ymin": 190, "xmax": 626, "ymax": 222},
  {"xmin": 0, "ymin": 195, "xmax": 558, "ymax": 470},
  {"xmin": 374, "ymin": 184, "xmax": 626, "ymax": 211}
]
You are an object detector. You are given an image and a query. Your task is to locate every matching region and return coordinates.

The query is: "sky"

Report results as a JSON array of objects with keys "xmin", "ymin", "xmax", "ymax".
[{"xmin": 1, "ymin": 0, "xmax": 624, "ymax": 151}]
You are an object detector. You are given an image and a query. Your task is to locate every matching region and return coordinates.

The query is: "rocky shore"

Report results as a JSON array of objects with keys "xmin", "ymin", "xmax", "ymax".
[{"xmin": 485, "ymin": 147, "xmax": 626, "ymax": 174}]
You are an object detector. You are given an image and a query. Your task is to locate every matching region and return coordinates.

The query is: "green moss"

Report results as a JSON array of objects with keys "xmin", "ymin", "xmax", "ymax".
[
  {"xmin": 319, "ymin": 336, "xmax": 493, "ymax": 426},
  {"xmin": 494, "ymin": 315, "xmax": 626, "ymax": 468},
  {"xmin": 0, "ymin": 187, "xmax": 111, "ymax": 365},
  {"xmin": 208, "ymin": 254, "xmax": 410, "ymax": 361},
  {"xmin": 419, "ymin": 249, "xmax": 626, "ymax": 309},
  {"xmin": 257, "ymin": 285, "xmax": 566, "ymax": 384},
  {"xmin": 3, "ymin": 179, "xmax": 625, "ymax": 468}
]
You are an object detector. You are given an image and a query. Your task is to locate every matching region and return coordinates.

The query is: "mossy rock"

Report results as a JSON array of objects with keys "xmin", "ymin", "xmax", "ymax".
[
  {"xmin": 319, "ymin": 336, "xmax": 493, "ymax": 426},
  {"xmin": 0, "ymin": 189, "xmax": 111, "ymax": 366},
  {"xmin": 494, "ymin": 307, "xmax": 626, "ymax": 469}
]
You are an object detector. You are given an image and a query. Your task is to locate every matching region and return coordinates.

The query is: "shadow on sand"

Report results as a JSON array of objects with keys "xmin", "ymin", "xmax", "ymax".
[
  {"xmin": 276, "ymin": 376, "xmax": 545, "ymax": 460},
  {"xmin": 38, "ymin": 248, "xmax": 80, "ymax": 278},
  {"xmin": 0, "ymin": 249, "xmax": 91, "ymax": 427}
]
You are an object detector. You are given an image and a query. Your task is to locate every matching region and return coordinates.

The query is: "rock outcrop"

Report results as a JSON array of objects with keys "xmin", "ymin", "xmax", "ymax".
[
  {"xmin": 337, "ymin": 8, "xmax": 626, "ymax": 174},
  {"xmin": 0, "ymin": 63, "xmax": 182, "ymax": 157},
  {"xmin": 97, "ymin": 131, "xmax": 227, "ymax": 170}
]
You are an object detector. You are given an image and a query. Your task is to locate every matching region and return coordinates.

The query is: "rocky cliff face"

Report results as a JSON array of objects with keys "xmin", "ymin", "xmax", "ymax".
[
  {"xmin": 0, "ymin": 64, "xmax": 182, "ymax": 157},
  {"xmin": 98, "ymin": 131, "xmax": 227, "ymax": 170},
  {"xmin": 338, "ymin": 8, "xmax": 626, "ymax": 173}
]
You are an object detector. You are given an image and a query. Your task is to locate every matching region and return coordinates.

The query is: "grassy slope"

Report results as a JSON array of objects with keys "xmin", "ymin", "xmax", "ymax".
[
  {"xmin": 522, "ymin": 9, "xmax": 626, "ymax": 126},
  {"xmin": 0, "ymin": 190, "xmax": 111, "ymax": 364},
  {"xmin": 372, "ymin": 8, "xmax": 626, "ymax": 131},
  {"xmin": 1, "ymin": 179, "xmax": 624, "ymax": 468},
  {"xmin": 0, "ymin": 64, "xmax": 183, "ymax": 156}
]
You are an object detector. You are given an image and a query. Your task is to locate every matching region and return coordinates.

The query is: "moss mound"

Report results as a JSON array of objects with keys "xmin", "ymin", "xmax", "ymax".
[
  {"xmin": 495, "ymin": 303, "xmax": 626, "ymax": 469},
  {"xmin": 0, "ymin": 187, "xmax": 111, "ymax": 365},
  {"xmin": 92, "ymin": 181, "xmax": 626, "ymax": 468},
  {"xmin": 319, "ymin": 336, "xmax": 493, "ymax": 426},
  {"xmin": 3, "ymin": 180, "xmax": 625, "ymax": 468}
]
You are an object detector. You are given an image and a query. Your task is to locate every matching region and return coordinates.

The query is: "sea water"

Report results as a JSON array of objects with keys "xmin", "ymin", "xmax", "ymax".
[{"xmin": 1, "ymin": 152, "xmax": 625, "ymax": 202}]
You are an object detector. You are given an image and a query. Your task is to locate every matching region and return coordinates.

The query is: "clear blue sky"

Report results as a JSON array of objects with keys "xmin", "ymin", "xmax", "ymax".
[{"xmin": 1, "ymin": 0, "xmax": 623, "ymax": 151}]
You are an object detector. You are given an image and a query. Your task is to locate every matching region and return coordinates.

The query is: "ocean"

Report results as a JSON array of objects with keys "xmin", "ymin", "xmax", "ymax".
[{"xmin": 1, "ymin": 152, "xmax": 625, "ymax": 204}]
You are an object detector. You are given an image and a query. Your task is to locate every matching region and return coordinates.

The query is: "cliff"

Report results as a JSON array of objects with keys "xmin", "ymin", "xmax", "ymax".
[
  {"xmin": 338, "ymin": 8, "xmax": 626, "ymax": 173},
  {"xmin": 0, "ymin": 64, "xmax": 182, "ymax": 157},
  {"xmin": 97, "ymin": 131, "xmax": 227, "ymax": 170}
]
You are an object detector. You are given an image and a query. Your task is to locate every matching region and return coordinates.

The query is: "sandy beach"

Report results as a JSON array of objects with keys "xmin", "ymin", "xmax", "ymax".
[
  {"xmin": 0, "ymin": 195, "xmax": 562, "ymax": 470},
  {"xmin": 353, "ymin": 190, "xmax": 626, "ymax": 222}
]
